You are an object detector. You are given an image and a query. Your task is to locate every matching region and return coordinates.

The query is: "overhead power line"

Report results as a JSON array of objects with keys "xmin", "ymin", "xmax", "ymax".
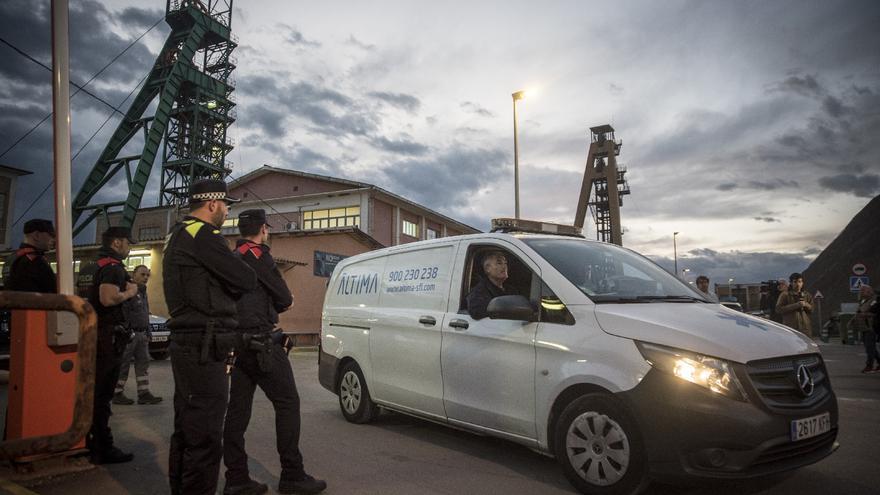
[
  {"xmin": 0, "ymin": 16, "xmax": 163, "ymax": 160},
  {"xmin": 5, "ymin": 16, "xmax": 296, "ymax": 234},
  {"xmin": 1, "ymin": 37, "xmax": 123, "ymax": 116},
  {"xmin": 7, "ymin": 17, "xmax": 164, "ymax": 226},
  {"xmin": 12, "ymin": 71, "xmax": 152, "ymax": 228}
]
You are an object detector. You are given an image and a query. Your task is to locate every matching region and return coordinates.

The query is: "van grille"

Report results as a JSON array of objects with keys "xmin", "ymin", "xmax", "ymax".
[{"xmin": 745, "ymin": 354, "xmax": 830, "ymax": 411}]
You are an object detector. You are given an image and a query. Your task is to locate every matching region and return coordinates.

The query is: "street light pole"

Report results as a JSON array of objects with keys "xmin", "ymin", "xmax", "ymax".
[
  {"xmin": 673, "ymin": 232, "xmax": 679, "ymax": 276},
  {"xmin": 728, "ymin": 278, "xmax": 734, "ymax": 299},
  {"xmin": 512, "ymin": 90, "xmax": 525, "ymax": 219}
]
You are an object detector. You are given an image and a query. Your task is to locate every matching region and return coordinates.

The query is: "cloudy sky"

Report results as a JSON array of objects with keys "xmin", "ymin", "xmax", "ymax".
[{"xmin": 1, "ymin": 0, "xmax": 878, "ymax": 285}]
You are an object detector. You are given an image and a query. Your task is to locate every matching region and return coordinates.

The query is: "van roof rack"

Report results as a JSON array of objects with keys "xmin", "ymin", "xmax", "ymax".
[{"xmin": 490, "ymin": 218, "xmax": 584, "ymax": 238}]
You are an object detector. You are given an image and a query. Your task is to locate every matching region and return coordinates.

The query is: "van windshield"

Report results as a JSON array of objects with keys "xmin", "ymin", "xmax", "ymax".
[{"xmin": 521, "ymin": 238, "xmax": 709, "ymax": 304}]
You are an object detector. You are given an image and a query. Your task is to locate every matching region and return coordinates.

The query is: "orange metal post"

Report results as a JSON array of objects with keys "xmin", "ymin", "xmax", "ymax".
[{"xmin": 7, "ymin": 309, "xmax": 81, "ymax": 447}]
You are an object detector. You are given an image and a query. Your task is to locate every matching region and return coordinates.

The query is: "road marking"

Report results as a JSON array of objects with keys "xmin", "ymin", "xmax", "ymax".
[
  {"xmin": 0, "ymin": 479, "xmax": 39, "ymax": 495},
  {"xmin": 838, "ymin": 397, "xmax": 880, "ymax": 403}
]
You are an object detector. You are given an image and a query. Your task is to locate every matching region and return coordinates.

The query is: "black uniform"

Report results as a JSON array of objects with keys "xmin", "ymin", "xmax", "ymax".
[
  {"xmin": 466, "ymin": 276, "xmax": 512, "ymax": 320},
  {"xmin": 163, "ymin": 216, "xmax": 256, "ymax": 495},
  {"xmin": 3, "ymin": 243, "xmax": 56, "ymax": 293},
  {"xmin": 83, "ymin": 248, "xmax": 130, "ymax": 458},
  {"xmin": 224, "ymin": 240, "xmax": 305, "ymax": 487}
]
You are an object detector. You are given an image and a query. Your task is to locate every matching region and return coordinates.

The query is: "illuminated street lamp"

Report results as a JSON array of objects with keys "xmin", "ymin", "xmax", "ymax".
[
  {"xmin": 728, "ymin": 278, "xmax": 735, "ymax": 299},
  {"xmin": 673, "ymin": 232, "xmax": 679, "ymax": 276},
  {"xmin": 681, "ymin": 268, "xmax": 690, "ymax": 280},
  {"xmin": 512, "ymin": 90, "xmax": 527, "ymax": 219}
]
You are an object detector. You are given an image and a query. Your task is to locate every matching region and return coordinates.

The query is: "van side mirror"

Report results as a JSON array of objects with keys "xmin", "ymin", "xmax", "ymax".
[{"xmin": 487, "ymin": 295, "xmax": 535, "ymax": 321}]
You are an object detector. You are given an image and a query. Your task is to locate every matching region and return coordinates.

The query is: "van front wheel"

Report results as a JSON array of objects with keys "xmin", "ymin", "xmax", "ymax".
[
  {"xmin": 554, "ymin": 393, "xmax": 648, "ymax": 495},
  {"xmin": 338, "ymin": 361, "xmax": 379, "ymax": 424}
]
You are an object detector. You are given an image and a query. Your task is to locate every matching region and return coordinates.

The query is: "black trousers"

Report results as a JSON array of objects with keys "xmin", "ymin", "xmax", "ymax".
[
  {"xmin": 223, "ymin": 342, "xmax": 305, "ymax": 485},
  {"xmin": 863, "ymin": 330, "xmax": 880, "ymax": 368},
  {"xmin": 88, "ymin": 332, "xmax": 121, "ymax": 454},
  {"xmin": 169, "ymin": 341, "xmax": 229, "ymax": 495}
]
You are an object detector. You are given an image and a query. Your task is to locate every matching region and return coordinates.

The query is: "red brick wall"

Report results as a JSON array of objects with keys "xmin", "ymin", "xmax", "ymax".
[
  {"xmin": 229, "ymin": 172, "xmax": 353, "ymax": 200},
  {"xmin": 372, "ymin": 199, "xmax": 393, "ymax": 246},
  {"xmin": 263, "ymin": 233, "xmax": 374, "ymax": 337}
]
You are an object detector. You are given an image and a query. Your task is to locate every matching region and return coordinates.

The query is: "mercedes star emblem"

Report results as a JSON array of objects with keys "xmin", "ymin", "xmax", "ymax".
[{"xmin": 796, "ymin": 364, "xmax": 814, "ymax": 397}]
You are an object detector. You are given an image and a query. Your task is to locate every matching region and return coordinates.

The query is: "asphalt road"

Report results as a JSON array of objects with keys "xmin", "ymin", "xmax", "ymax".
[{"xmin": 3, "ymin": 342, "xmax": 879, "ymax": 495}]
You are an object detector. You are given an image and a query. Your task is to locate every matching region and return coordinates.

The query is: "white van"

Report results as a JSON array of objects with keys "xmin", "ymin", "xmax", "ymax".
[{"xmin": 318, "ymin": 219, "xmax": 838, "ymax": 495}]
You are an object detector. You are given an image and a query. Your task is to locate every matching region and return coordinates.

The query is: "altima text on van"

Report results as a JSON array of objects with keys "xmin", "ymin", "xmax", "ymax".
[{"xmin": 337, "ymin": 272, "xmax": 379, "ymax": 295}]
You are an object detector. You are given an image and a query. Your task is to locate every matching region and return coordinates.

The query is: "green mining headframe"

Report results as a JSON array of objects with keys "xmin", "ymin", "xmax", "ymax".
[{"xmin": 72, "ymin": 0, "xmax": 237, "ymax": 236}]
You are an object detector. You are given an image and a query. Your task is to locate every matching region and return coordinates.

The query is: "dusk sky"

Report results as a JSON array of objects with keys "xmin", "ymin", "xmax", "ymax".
[{"xmin": 1, "ymin": 0, "xmax": 878, "ymax": 286}]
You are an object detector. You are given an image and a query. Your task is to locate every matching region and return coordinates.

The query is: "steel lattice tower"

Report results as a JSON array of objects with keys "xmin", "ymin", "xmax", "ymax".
[
  {"xmin": 574, "ymin": 125, "xmax": 630, "ymax": 245},
  {"xmin": 72, "ymin": 0, "xmax": 236, "ymax": 236}
]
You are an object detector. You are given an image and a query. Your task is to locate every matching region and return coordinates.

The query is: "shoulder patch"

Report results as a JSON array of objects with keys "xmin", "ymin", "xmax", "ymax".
[
  {"xmin": 212, "ymin": 229, "xmax": 220, "ymax": 234},
  {"xmin": 185, "ymin": 221, "xmax": 205, "ymax": 238}
]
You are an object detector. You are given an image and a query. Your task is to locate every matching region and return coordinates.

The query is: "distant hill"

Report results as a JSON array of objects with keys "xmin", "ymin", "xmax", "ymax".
[{"xmin": 803, "ymin": 195, "xmax": 880, "ymax": 334}]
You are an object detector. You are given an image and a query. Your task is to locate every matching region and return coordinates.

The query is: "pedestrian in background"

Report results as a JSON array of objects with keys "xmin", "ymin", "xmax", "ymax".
[
  {"xmin": 113, "ymin": 265, "xmax": 163, "ymax": 405},
  {"xmin": 852, "ymin": 284, "xmax": 878, "ymax": 373},
  {"xmin": 776, "ymin": 272, "xmax": 813, "ymax": 337},
  {"xmin": 163, "ymin": 179, "xmax": 256, "ymax": 495}
]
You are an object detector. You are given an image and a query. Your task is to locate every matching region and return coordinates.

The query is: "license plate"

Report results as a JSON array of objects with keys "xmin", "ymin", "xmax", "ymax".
[
  {"xmin": 790, "ymin": 412, "xmax": 831, "ymax": 442},
  {"xmin": 151, "ymin": 335, "xmax": 168, "ymax": 343}
]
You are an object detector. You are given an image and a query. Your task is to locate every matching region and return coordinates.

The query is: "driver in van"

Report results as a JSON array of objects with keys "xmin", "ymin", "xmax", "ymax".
[{"xmin": 466, "ymin": 250, "xmax": 514, "ymax": 319}]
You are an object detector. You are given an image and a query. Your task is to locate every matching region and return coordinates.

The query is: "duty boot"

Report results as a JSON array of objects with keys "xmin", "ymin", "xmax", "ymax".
[
  {"xmin": 278, "ymin": 474, "xmax": 327, "ymax": 494},
  {"xmin": 90, "ymin": 446, "xmax": 134, "ymax": 465},
  {"xmin": 138, "ymin": 391, "xmax": 163, "ymax": 404},
  {"xmin": 112, "ymin": 392, "xmax": 134, "ymax": 405},
  {"xmin": 223, "ymin": 479, "xmax": 268, "ymax": 495}
]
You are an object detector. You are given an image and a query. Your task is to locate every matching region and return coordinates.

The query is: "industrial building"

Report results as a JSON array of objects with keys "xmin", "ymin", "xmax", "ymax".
[{"xmin": 90, "ymin": 165, "xmax": 479, "ymax": 344}]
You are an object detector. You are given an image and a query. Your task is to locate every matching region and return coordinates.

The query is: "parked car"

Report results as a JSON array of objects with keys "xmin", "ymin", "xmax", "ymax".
[
  {"xmin": 149, "ymin": 314, "xmax": 170, "ymax": 360},
  {"xmin": 319, "ymin": 218, "xmax": 837, "ymax": 495}
]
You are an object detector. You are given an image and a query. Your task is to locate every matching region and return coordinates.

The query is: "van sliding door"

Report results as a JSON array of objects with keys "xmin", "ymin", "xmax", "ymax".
[{"xmin": 370, "ymin": 243, "xmax": 458, "ymax": 419}]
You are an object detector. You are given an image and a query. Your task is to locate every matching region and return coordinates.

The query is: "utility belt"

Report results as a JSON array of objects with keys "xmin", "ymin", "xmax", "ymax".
[
  {"xmin": 170, "ymin": 321, "xmax": 237, "ymax": 364},
  {"xmin": 110, "ymin": 323, "xmax": 133, "ymax": 355},
  {"xmin": 236, "ymin": 329, "xmax": 294, "ymax": 372}
]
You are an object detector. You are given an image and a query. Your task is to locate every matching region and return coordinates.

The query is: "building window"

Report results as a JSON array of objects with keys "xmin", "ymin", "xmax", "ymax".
[
  {"xmin": 426, "ymin": 228, "xmax": 439, "ymax": 240},
  {"xmin": 126, "ymin": 250, "xmax": 152, "ymax": 271},
  {"xmin": 402, "ymin": 220, "xmax": 419, "ymax": 238},
  {"xmin": 303, "ymin": 206, "xmax": 360, "ymax": 230},
  {"xmin": 222, "ymin": 218, "xmax": 239, "ymax": 228},
  {"xmin": 138, "ymin": 226, "xmax": 161, "ymax": 239}
]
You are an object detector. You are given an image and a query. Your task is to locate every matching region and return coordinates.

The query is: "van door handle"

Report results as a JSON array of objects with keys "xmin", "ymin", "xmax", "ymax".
[
  {"xmin": 449, "ymin": 319, "xmax": 469, "ymax": 330},
  {"xmin": 419, "ymin": 316, "xmax": 436, "ymax": 326}
]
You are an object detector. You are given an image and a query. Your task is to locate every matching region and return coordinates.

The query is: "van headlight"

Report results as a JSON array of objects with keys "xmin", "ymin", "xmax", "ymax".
[{"xmin": 635, "ymin": 342, "xmax": 747, "ymax": 402}]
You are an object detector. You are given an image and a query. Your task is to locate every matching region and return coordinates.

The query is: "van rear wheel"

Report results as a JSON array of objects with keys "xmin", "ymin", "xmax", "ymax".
[
  {"xmin": 554, "ymin": 393, "xmax": 648, "ymax": 495},
  {"xmin": 338, "ymin": 361, "xmax": 379, "ymax": 424}
]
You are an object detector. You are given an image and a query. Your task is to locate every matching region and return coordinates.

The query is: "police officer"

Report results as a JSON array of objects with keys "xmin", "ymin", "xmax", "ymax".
[
  {"xmin": 3, "ymin": 219, "xmax": 56, "ymax": 292},
  {"xmin": 84, "ymin": 226, "xmax": 139, "ymax": 464},
  {"xmin": 163, "ymin": 179, "xmax": 256, "ymax": 495},
  {"xmin": 222, "ymin": 209, "xmax": 326, "ymax": 495}
]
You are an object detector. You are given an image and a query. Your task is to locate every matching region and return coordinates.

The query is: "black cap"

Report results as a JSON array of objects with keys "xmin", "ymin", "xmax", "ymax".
[
  {"xmin": 189, "ymin": 178, "xmax": 239, "ymax": 204},
  {"xmin": 102, "ymin": 226, "xmax": 136, "ymax": 244},
  {"xmin": 238, "ymin": 209, "xmax": 272, "ymax": 228},
  {"xmin": 23, "ymin": 218, "xmax": 55, "ymax": 236}
]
